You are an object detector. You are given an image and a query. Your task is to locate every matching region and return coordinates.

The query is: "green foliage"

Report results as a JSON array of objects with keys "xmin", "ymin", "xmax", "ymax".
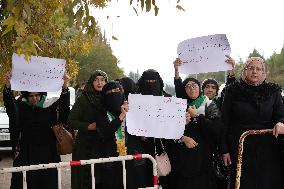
[
  {"xmin": 187, "ymin": 58, "xmax": 244, "ymax": 85},
  {"xmin": 265, "ymin": 45, "xmax": 284, "ymax": 86},
  {"xmin": 234, "ymin": 62, "xmax": 244, "ymax": 78},
  {"xmin": 0, "ymin": 0, "xmax": 101, "ymax": 82},
  {"xmin": 188, "ymin": 71, "xmax": 227, "ymax": 85},
  {"xmin": 186, "ymin": 46, "xmax": 284, "ymax": 88},
  {"xmin": 248, "ymin": 49, "xmax": 265, "ymax": 59},
  {"xmin": 1, "ymin": 0, "xmax": 178, "ymax": 104},
  {"xmin": 75, "ymin": 42, "xmax": 124, "ymax": 85},
  {"xmin": 236, "ymin": 47, "xmax": 284, "ymax": 87}
]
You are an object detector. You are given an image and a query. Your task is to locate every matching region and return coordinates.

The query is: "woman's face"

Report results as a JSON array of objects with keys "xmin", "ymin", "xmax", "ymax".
[
  {"xmin": 244, "ymin": 60, "xmax": 265, "ymax": 85},
  {"xmin": 93, "ymin": 76, "xmax": 107, "ymax": 91},
  {"xmin": 27, "ymin": 92, "xmax": 41, "ymax": 105},
  {"xmin": 203, "ymin": 84, "xmax": 217, "ymax": 99},
  {"xmin": 185, "ymin": 81, "xmax": 200, "ymax": 99}
]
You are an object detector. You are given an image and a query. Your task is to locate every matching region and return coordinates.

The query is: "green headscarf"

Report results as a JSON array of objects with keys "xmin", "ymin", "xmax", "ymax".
[{"xmin": 23, "ymin": 95, "xmax": 47, "ymax": 108}]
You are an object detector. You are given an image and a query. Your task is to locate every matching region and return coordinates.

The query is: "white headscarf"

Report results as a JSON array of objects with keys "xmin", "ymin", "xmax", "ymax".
[{"xmin": 241, "ymin": 57, "xmax": 266, "ymax": 86}]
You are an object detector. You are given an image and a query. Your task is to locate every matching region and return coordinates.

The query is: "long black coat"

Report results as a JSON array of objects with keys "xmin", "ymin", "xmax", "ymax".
[
  {"xmin": 175, "ymin": 105, "xmax": 221, "ymax": 189},
  {"xmin": 173, "ymin": 77, "xmax": 222, "ymax": 189},
  {"xmin": 221, "ymin": 80, "xmax": 284, "ymax": 189},
  {"xmin": 68, "ymin": 93, "xmax": 123, "ymax": 189},
  {"xmin": 125, "ymin": 91, "xmax": 175, "ymax": 189},
  {"xmin": 3, "ymin": 86, "xmax": 70, "ymax": 189}
]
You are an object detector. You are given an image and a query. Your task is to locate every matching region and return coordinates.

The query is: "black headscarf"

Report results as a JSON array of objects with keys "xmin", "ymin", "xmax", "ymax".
[
  {"xmin": 21, "ymin": 91, "xmax": 47, "ymax": 102},
  {"xmin": 182, "ymin": 77, "xmax": 201, "ymax": 103},
  {"xmin": 117, "ymin": 77, "xmax": 137, "ymax": 100},
  {"xmin": 83, "ymin": 70, "xmax": 108, "ymax": 109},
  {"xmin": 102, "ymin": 81, "xmax": 124, "ymax": 117},
  {"xmin": 137, "ymin": 69, "xmax": 164, "ymax": 96},
  {"xmin": 201, "ymin": 78, "xmax": 219, "ymax": 94}
]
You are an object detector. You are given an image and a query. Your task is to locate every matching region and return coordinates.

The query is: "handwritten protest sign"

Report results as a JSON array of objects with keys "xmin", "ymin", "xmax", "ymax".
[
  {"xmin": 177, "ymin": 34, "xmax": 231, "ymax": 74},
  {"xmin": 126, "ymin": 94, "xmax": 187, "ymax": 139},
  {"xmin": 11, "ymin": 53, "xmax": 66, "ymax": 92}
]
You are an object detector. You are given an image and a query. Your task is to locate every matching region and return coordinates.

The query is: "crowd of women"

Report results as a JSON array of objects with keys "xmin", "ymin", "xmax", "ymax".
[{"xmin": 3, "ymin": 54, "xmax": 284, "ymax": 189}]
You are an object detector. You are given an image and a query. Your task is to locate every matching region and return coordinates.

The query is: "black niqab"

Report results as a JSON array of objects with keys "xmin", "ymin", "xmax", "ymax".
[
  {"xmin": 102, "ymin": 81, "xmax": 124, "ymax": 117},
  {"xmin": 137, "ymin": 69, "xmax": 164, "ymax": 96}
]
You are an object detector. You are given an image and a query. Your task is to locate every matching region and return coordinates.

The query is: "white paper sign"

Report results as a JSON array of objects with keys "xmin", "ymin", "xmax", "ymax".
[
  {"xmin": 177, "ymin": 34, "xmax": 231, "ymax": 74},
  {"xmin": 126, "ymin": 94, "xmax": 187, "ymax": 139},
  {"xmin": 11, "ymin": 53, "xmax": 66, "ymax": 92}
]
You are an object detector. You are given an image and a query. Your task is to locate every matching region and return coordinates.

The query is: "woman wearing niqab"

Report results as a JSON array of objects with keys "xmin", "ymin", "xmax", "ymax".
[{"xmin": 69, "ymin": 71, "xmax": 128, "ymax": 189}]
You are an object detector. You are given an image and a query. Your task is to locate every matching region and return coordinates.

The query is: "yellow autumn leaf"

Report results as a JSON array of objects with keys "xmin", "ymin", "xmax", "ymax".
[
  {"xmin": 14, "ymin": 21, "xmax": 27, "ymax": 36},
  {"xmin": 112, "ymin": 36, "xmax": 119, "ymax": 40},
  {"xmin": 176, "ymin": 5, "xmax": 185, "ymax": 11}
]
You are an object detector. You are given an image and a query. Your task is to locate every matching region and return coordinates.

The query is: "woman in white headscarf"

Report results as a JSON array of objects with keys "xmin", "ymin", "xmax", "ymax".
[
  {"xmin": 221, "ymin": 57, "xmax": 284, "ymax": 189},
  {"xmin": 3, "ymin": 72, "xmax": 70, "ymax": 189}
]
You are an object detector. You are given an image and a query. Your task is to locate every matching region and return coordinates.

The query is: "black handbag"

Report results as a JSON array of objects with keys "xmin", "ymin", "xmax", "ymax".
[
  {"xmin": 212, "ymin": 153, "xmax": 228, "ymax": 179},
  {"xmin": 212, "ymin": 152, "xmax": 231, "ymax": 189}
]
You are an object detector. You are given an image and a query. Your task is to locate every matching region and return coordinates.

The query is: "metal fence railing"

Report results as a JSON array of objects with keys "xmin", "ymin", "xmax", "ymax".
[{"xmin": 0, "ymin": 154, "xmax": 158, "ymax": 189}]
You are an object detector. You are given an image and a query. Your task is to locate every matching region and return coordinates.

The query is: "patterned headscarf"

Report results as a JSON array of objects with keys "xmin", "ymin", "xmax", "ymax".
[{"xmin": 241, "ymin": 57, "xmax": 266, "ymax": 86}]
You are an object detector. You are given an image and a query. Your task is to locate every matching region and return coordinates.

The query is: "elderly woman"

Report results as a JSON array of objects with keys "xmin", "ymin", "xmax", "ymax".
[
  {"xmin": 68, "ymin": 71, "xmax": 128, "ymax": 189},
  {"xmin": 221, "ymin": 57, "xmax": 284, "ymax": 189},
  {"xmin": 3, "ymin": 72, "xmax": 70, "ymax": 189}
]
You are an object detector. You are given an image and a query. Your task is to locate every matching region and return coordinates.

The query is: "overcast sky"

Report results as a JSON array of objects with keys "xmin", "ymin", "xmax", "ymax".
[{"xmin": 92, "ymin": 0, "xmax": 284, "ymax": 84}]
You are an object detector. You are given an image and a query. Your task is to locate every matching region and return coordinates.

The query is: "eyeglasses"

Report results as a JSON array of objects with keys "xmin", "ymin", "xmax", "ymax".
[
  {"xmin": 245, "ymin": 66, "xmax": 264, "ymax": 73},
  {"xmin": 185, "ymin": 83, "xmax": 199, "ymax": 89}
]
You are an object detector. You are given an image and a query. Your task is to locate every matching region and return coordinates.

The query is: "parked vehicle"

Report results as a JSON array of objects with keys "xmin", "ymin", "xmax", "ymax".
[{"xmin": 0, "ymin": 107, "xmax": 11, "ymax": 150}]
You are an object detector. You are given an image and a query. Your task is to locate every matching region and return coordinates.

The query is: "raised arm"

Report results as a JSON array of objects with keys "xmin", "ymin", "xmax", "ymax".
[
  {"xmin": 225, "ymin": 55, "xmax": 237, "ymax": 85},
  {"xmin": 173, "ymin": 58, "xmax": 182, "ymax": 80},
  {"xmin": 58, "ymin": 73, "xmax": 70, "ymax": 124},
  {"xmin": 3, "ymin": 72, "xmax": 16, "ymax": 117}
]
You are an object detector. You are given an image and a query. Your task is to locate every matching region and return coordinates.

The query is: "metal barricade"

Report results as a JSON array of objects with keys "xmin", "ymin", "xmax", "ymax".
[
  {"xmin": 0, "ymin": 154, "xmax": 158, "ymax": 189},
  {"xmin": 235, "ymin": 129, "xmax": 273, "ymax": 189}
]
